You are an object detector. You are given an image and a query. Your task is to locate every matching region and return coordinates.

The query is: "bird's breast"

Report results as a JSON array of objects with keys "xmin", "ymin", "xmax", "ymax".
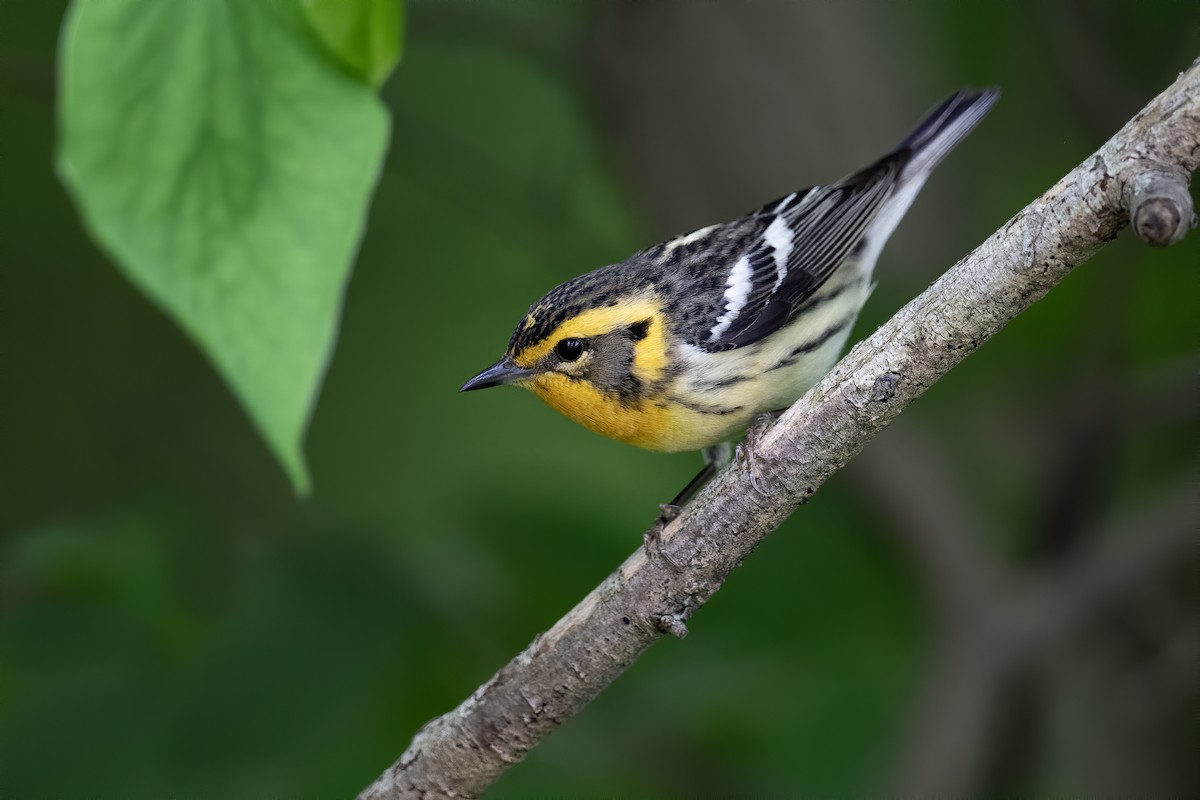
[{"xmin": 526, "ymin": 373, "xmax": 683, "ymax": 449}]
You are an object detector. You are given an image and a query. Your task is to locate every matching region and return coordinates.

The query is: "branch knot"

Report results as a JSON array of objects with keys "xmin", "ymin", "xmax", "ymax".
[{"xmin": 1123, "ymin": 166, "xmax": 1194, "ymax": 246}]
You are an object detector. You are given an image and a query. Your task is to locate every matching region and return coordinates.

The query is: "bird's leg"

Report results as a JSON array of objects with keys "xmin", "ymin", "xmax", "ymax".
[
  {"xmin": 735, "ymin": 411, "xmax": 780, "ymax": 497},
  {"xmin": 674, "ymin": 443, "xmax": 735, "ymax": 506},
  {"xmin": 644, "ymin": 443, "xmax": 734, "ymax": 568}
]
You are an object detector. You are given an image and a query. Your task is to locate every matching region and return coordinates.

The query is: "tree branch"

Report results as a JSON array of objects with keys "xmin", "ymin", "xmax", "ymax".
[{"xmin": 360, "ymin": 59, "xmax": 1199, "ymax": 799}]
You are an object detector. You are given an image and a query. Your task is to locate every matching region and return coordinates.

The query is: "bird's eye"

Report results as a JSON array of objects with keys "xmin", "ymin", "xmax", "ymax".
[{"xmin": 555, "ymin": 337, "xmax": 585, "ymax": 362}]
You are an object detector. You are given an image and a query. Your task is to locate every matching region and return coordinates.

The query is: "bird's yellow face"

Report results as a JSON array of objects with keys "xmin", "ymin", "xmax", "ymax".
[
  {"xmin": 462, "ymin": 294, "xmax": 685, "ymax": 449},
  {"xmin": 511, "ymin": 296, "xmax": 669, "ymax": 380}
]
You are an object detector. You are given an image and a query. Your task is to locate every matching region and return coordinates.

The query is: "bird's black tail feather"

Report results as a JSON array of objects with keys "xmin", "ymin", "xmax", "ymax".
[{"xmin": 895, "ymin": 88, "xmax": 1000, "ymax": 179}]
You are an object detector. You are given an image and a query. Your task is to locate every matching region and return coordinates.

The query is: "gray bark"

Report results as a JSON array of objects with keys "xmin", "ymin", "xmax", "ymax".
[{"xmin": 360, "ymin": 58, "xmax": 1199, "ymax": 800}]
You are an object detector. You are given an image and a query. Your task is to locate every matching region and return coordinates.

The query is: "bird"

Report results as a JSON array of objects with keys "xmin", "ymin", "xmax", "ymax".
[{"xmin": 462, "ymin": 88, "xmax": 998, "ymax": 512}]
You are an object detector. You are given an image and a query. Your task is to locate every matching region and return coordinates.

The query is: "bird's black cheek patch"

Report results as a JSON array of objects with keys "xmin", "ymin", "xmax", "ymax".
[{"xmin": 628, "ymin": 319, "xmax": 651, "ymax": 341}]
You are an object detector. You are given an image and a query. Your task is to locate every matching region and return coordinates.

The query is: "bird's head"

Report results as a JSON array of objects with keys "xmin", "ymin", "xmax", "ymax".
[{"xmin": 461, "ymin": 274, "xmax": 673, "ymax": 445}]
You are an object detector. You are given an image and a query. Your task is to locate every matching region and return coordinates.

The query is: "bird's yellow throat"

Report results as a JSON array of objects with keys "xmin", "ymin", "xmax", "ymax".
[{"xmin": 511, "ymin": 296, "xmax": 684, "ymax": 449}]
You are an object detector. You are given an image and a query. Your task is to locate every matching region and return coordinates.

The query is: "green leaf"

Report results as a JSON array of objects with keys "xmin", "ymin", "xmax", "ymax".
[
  {"xmin": 57, "ymin": 0, "xmax": 391, "ymax": 493},
  {"xmin": 302, "ymin": 0, "xmax": 403, "ymax": 88}
]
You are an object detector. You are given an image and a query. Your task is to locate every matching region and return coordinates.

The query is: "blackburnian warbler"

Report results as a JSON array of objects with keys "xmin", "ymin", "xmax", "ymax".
[{"xmin": 463, "ymin": 89, "xmax": 997, "ymax": 482}]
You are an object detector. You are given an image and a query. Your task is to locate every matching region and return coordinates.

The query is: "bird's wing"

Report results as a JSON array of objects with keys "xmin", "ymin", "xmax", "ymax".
[{"xmin": 699, "ymin": 154, "xmax": 903, "ymax": 352}]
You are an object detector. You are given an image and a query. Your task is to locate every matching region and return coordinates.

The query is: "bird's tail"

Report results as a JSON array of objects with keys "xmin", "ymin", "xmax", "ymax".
[
  {"xmin": 841, "ymin": 88, "xmax": 999, "ymax": 283},
  {"xmin": 895, "ymin": 88, "xmax": 1000, "ymax": 180}
]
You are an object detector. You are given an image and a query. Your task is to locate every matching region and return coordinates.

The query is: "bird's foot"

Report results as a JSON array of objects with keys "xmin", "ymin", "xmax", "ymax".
[
  {"xmin": 735, "ymin": 412, "xmax": 778, "ymax": 497},
  {"xmin": 643, "ymin": 503, "xmax": 684, "ymax": 571}
]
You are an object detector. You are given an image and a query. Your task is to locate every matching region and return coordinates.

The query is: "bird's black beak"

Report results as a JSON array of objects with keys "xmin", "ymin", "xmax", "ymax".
[{"xmin": 460, "ymin": 357, "xmax": 535, "ymax": 392}]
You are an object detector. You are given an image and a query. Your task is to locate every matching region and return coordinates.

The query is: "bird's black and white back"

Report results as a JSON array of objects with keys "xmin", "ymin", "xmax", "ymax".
[{"xmin": 654, "ymin": 88, "xmax": 1000, "ymax": 354}]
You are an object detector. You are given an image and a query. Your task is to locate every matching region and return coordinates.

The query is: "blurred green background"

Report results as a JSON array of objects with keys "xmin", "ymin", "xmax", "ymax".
[{"xmin": 2, "ymin": 1, "xmax": 1197, "ymax": 797}]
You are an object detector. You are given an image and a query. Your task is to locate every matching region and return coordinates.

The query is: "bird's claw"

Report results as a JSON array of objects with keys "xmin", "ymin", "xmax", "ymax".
[
  {"xmin": 735, "ymin": 412, "xmax": 777, "ymax": 497},
  {"xmin": 644, "ymin": 503, "xmax": 685, "ymax": 570}
]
